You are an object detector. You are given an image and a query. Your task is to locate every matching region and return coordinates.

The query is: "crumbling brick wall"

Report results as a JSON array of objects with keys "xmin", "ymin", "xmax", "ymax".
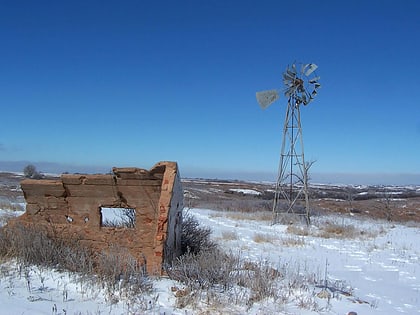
[{"xmin": 18, "ymin": 161, "xmax": 183, "ymax": 274}]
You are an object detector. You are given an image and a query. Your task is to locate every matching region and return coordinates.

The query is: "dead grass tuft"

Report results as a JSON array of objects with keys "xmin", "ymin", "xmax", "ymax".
[
  {"xmin": 253, "ymin": 233, "xmax": 275, "ymax": 243},
  {"xmin": 286, "ymin": 225, "xmax": 310, "ymax": 236},
  {"xmin": 281, "ymin": 236, "xmax": 305, "ymax": 247},
  {"xmin": 221, "ymin": 231, "xmax": 238, "ymax": 241},
  {"xmin": 224, "ymin": 211, "xmax": 272, "ymax": 222},
  {"xmin": 317, "ymin": 220, "xmax": 380, "ymax": 239},
  {"xmin": 318, "ymin": 221, "xmax": 357, "ymax": 238}
]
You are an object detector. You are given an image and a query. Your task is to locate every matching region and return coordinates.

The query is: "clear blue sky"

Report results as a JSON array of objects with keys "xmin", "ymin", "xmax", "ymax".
[{"xmin": 1, "ymin": 0, "xmax": 419, "ymax": 184}]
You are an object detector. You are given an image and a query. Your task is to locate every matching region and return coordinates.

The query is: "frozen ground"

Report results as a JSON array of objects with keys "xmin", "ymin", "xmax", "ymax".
[
  {"xmin": 0, "ymin": 207, "xmax": 420, "ymax": 314},
  {"xmin": 189, "ymin": 208, "xmax": 420, "ymax": 314}
]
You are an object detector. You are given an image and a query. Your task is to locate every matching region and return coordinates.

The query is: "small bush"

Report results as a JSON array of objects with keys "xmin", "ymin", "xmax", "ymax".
[
  {"xmin": 168, "ymin": 247, "xmax": 238, "ymax": 290},
  {"xmin": 181, "ymin": 212, "xmax": 216, "ymax": 255},
  {"xmin": 23, "ymin": 164, "xmax": 43, "ymax": 179},
  {"xmin": 97, "ymin": 245, "xmax": 152, "ymax": 299}
]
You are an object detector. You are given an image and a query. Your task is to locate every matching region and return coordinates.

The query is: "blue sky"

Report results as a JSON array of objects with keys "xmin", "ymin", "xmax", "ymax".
[{"xmin": 1, "ymin": 0, "xmax": 419, "ymax": 184}]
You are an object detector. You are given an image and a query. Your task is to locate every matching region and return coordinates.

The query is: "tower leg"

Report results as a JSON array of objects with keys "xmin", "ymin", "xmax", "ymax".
[{"xmin": 272, "ymin": 98, "xmax": 310, "ymax": 225}]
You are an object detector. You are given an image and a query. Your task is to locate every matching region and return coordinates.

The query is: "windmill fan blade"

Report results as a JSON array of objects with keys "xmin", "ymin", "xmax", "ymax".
[
  {"xmin": 285, "ymin": 69, "xmax": 296, "ymax": 80},
  {"xmin": 305, "ymin": 63, "xmax": 318, "ymax": 76},
  {"xmin": 283, "ymin": 72, "xmax": 295, "ymax": 82},
  {"xmin": 309, "ymin": 76, "xmax": 320, "ymax": 84},
  {"xmin": 256, "ymin": 89, "xmax": 279, "ymax": 109}
]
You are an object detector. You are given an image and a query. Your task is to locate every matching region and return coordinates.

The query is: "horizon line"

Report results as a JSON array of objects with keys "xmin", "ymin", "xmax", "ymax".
[{"xmin": 0, "ymin": 160, "xmax": 419, "ymax": 186}]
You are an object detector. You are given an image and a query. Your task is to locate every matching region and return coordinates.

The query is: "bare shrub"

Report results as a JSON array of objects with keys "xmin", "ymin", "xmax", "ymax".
[
  {"xmin": 168, "ymin": 247, "xmax": 238, "ymax": 290},
  {"xmin": 181, "ymin": 212, "xmax": 216, "ymax": 255},
  {"xmin": 23, "ymin": 164, "xmax": 43, "ymax": 179},
  {"xmin": 97, "ymin": 245, "xmax": 152, "ymax": 300},
  {"xmin": 238, "ymin": 260, "xmax": 282, "ymax": 303},
  {"xmin": 375, "ymin": 193, "xmax": 395, "ymax": 221},
  {"xmin": 23, "ymin": 164, "xmax": 36, "ymax": 178}
]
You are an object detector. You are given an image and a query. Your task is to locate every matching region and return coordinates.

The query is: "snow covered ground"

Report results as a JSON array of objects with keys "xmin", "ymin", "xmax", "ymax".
[
  {"xmin": 189, "ymin": 208, "xmax": 420, "ymax": 314},
  {"xmin": 0, "ymin": 207, "xmax": 419, "ymax": 314}
]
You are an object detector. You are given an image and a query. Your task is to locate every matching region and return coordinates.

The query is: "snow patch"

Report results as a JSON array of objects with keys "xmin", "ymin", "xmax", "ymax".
[{"xmin": 228, "ymin": 188, "xmax": 262, "ymax": 195}]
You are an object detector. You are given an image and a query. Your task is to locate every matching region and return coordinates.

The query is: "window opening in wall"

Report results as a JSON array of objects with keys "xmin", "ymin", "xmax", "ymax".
[{"xmin": 100, "ymin": 207, "xmax": 136, "ymax": 228}]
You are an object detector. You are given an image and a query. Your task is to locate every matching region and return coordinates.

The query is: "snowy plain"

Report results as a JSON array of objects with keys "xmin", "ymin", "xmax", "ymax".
[{"xmin": 0, "ymin": 206, "xmax": 420, "ymax": 314}]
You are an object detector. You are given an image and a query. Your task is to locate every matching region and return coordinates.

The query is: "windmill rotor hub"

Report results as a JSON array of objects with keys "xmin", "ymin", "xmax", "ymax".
[{"xmin": 294, "ymin": 78, "xmax": 303, "ymax": 88}]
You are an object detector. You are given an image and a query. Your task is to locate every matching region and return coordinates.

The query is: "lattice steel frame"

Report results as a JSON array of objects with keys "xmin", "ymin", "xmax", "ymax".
[{"xmin": 272, "ymin": 94, "xmax": 310, "ymax": 224}]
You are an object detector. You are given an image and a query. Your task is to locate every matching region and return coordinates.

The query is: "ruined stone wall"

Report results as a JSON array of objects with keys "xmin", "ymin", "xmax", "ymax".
[{"xmin": 18, "ymin": 161, "xmax": 183, "ymax": 274}]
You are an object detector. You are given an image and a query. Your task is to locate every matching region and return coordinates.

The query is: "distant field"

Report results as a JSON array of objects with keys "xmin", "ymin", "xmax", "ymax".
[
  {"xmin": 1, "ymin": 172, "xmax": 419, "ymax": 222},
  {"xmin": 182, "ymin": 178, "xmax": 420, "ymax": 223}
]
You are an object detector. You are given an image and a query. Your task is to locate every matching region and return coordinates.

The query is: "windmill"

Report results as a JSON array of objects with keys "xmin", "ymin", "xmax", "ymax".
[{"xmin": 256, "ymin": 63, "xmax": 321, "ymax": 224}]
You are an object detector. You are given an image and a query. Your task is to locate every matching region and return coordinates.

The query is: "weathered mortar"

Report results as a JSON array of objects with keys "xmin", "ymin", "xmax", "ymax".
[{"xmin": 18, "ymin": 161, "xmax": 183, "ymax": 274}]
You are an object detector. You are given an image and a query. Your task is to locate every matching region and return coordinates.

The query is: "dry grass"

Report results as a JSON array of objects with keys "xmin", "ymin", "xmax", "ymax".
[
  {"xmin": 281, "ymin": 236, "xmax": 305, "ymax": 247},
  {"xmin": 221, "ymin": 230, "xmax": 238, "ymax": 241},
  {"xmin": 0, "ymin": 223, "xmax": 152, "ymax": 301},
  {"xmin": 253, "ymin": 232, "xmax": 275, "ymax": 243},
  {"xmin": 286, "ymin": 225, "xmax": 310, "ymax": 236},
  {"xmin": 317, "ymin": 221, "xmax": 357, "ymax": 238},
  {"xmin": 224, "ymin": 211, "xmax": 272, "ymax": 222},
  {"xmin": 316, "ymin": 221, "xmax": 380, "ymax": 239},
  {"xmin": 286, "ymin": 219, "xmax": 383, "ymax": 240}
]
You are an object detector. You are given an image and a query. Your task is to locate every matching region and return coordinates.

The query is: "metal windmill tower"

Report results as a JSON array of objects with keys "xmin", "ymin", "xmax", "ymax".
[{"xmin": 256, "ymin": 63, "xmax": 321, "ymax": 224}]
